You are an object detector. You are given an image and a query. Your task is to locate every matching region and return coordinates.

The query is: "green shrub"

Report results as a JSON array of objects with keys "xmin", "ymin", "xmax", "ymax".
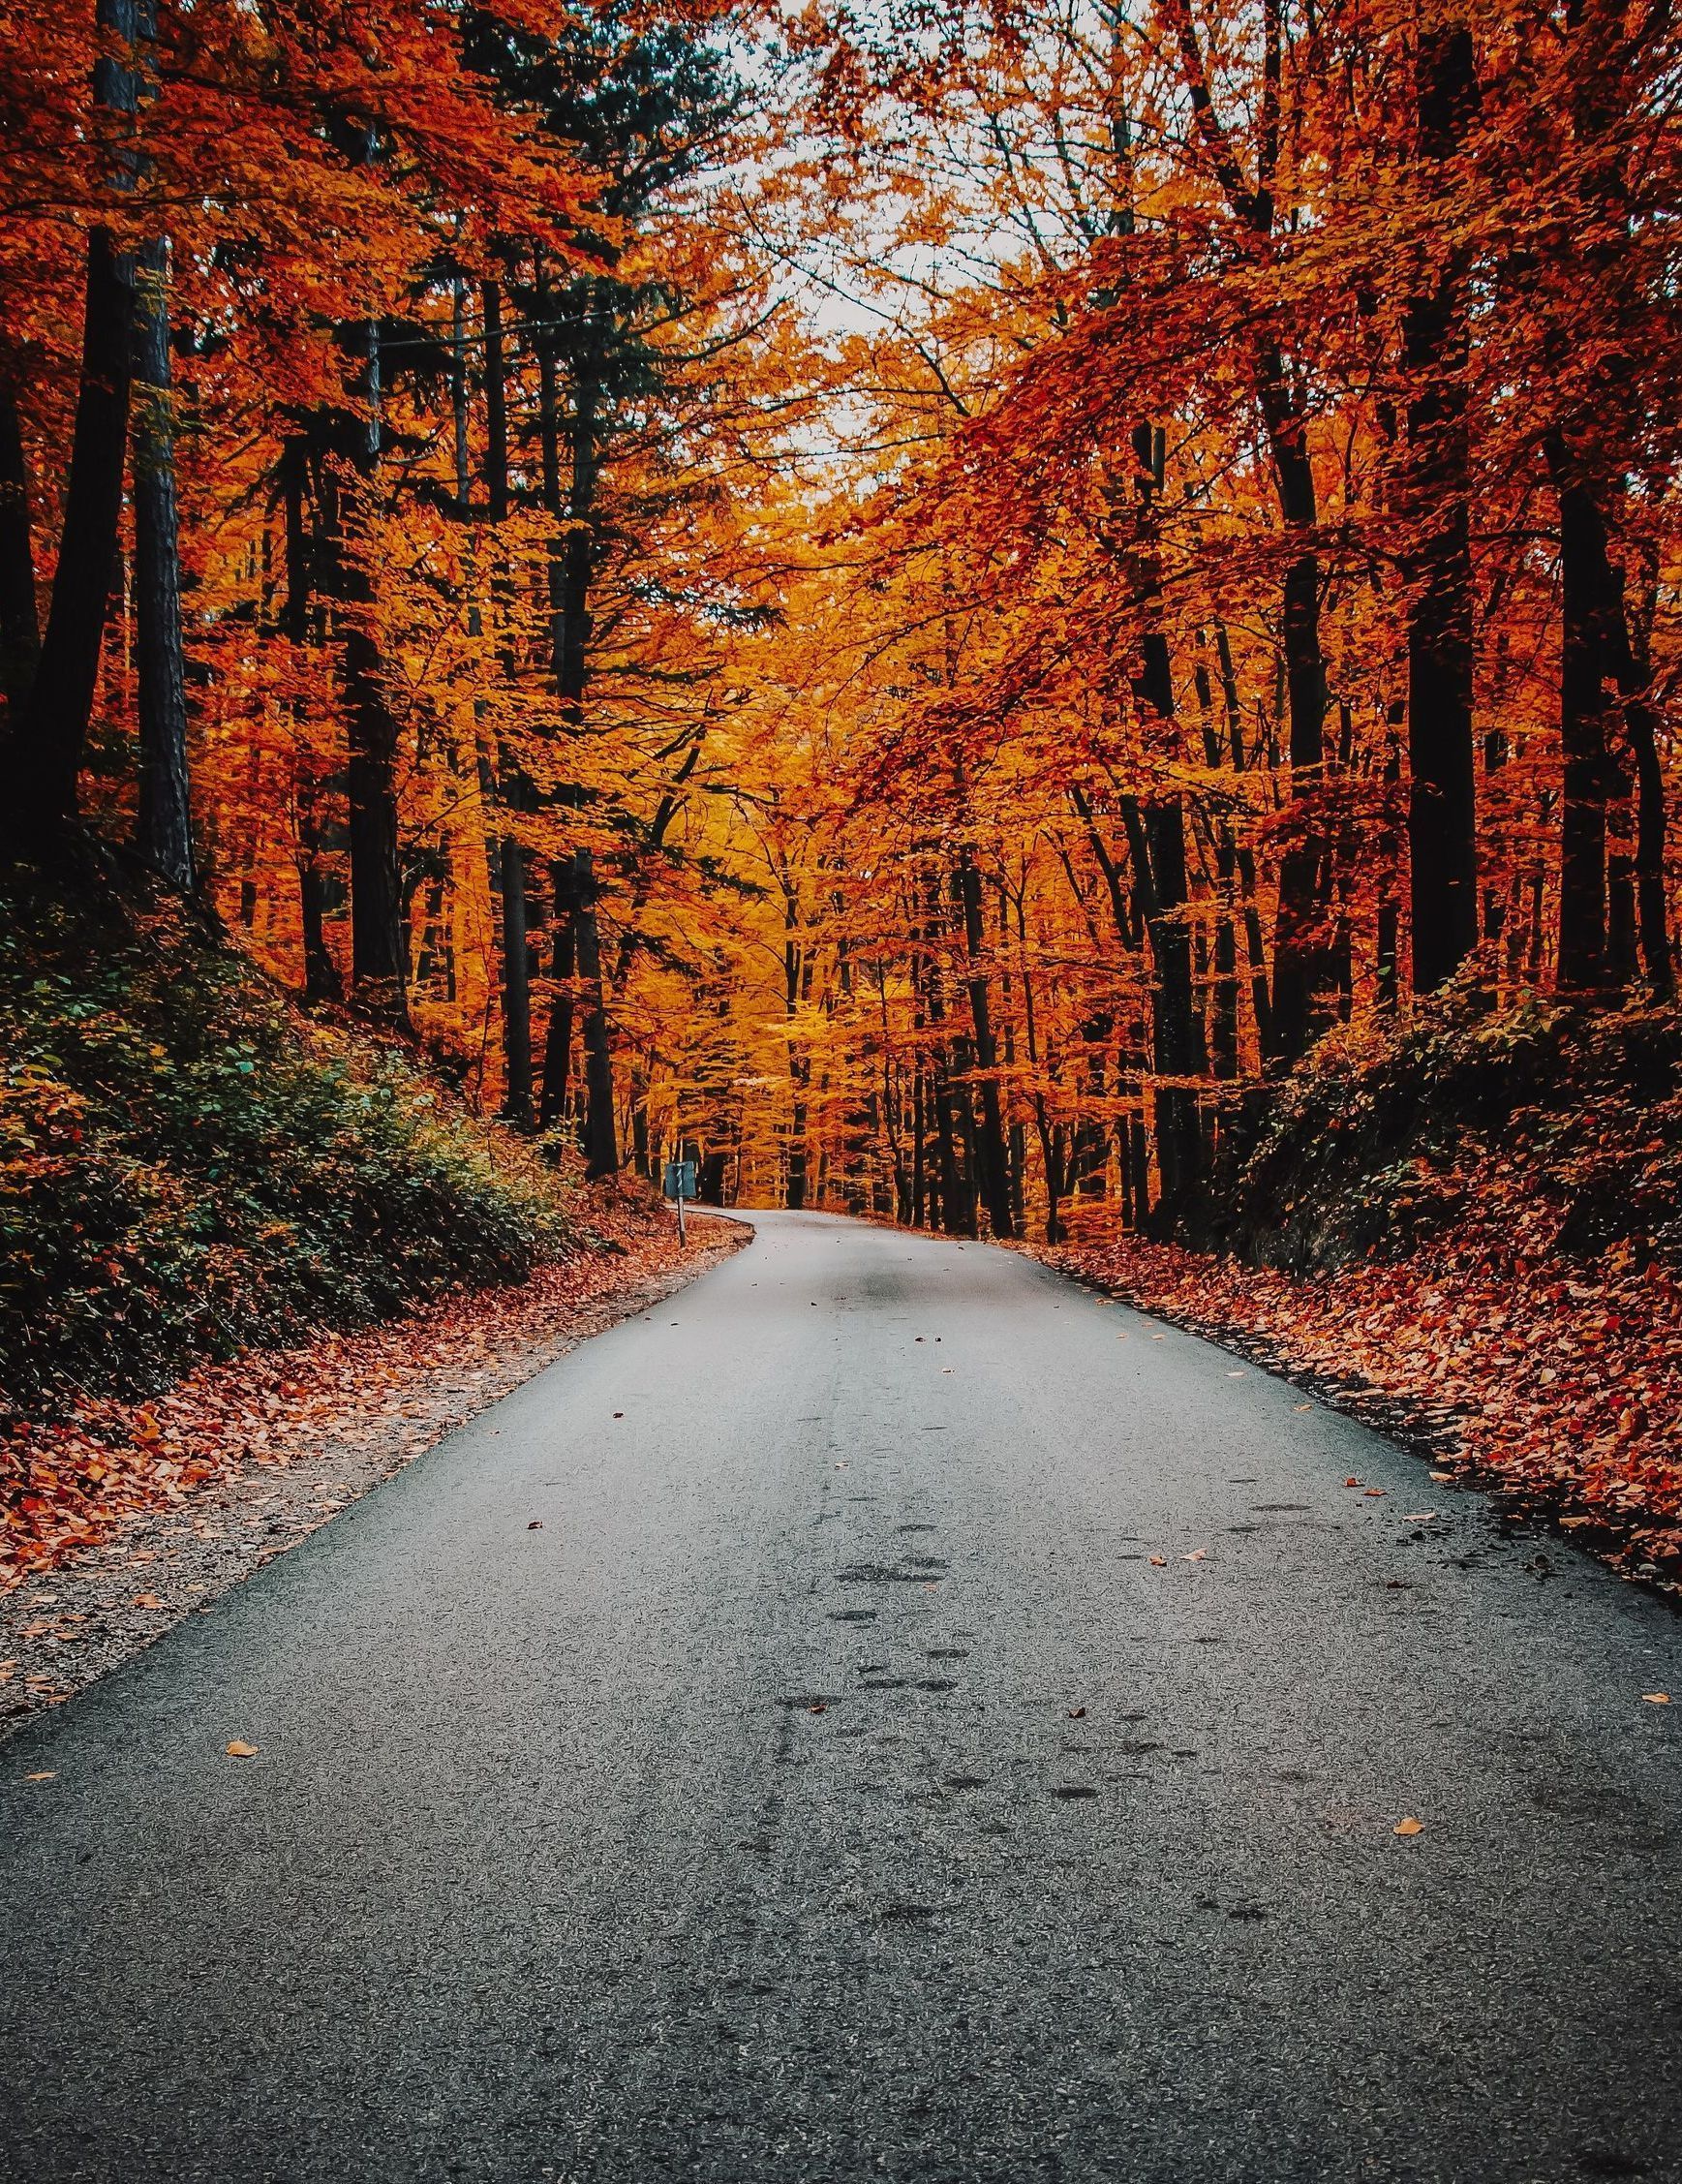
[
  {"xmin": 1207, "ymin": 992, "xmax": 1682, "ymax": 1274},
  {"xmin": 0, "ymin": 884, "xmax": 576, "ymax": 1418}
]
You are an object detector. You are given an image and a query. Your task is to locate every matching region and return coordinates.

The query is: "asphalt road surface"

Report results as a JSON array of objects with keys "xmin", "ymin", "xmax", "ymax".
[{"xmin": 5, "ymin": 1210, "xmax": 1682, "ymax": 2184}]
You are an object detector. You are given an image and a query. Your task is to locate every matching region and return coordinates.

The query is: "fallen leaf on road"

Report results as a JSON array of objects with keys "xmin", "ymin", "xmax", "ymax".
[
  {"xmin": 1344, "ymin": 1478, "xmax": 1361, "ymax": 1488},
  {"xmin": 1401, "ymin": 1512, "xmax": 1438, "ymax": 1523},
  {"xmin": 527, "ymin": 1520, "xmax": 543, "ymax": 1530},
  {"xmin": 1363, "ymin": 1488, "xmax": 1388, "ymax": 1498},
  {"xmin": 1560, "ymin": 1516, "xmax": 1592, "ymax": 1527},
  {"xmin": 1068, "ymin": 1707, "xmax": 1086, "ymax": 1719},
  {"xmin": 1295, "ymin": 1402, "xmax": 1313, "ymax": 1411},
  {"xmin": 225, "ymin": 1740, "xmax": 259, "ymax": 1758},
  {"xmin": 132, "ymin": 1592, "xmax": 166, "ymax": 1609},
  {"xmin": 1226, "ymin": 1370, "xmax": 1245, "ymax": 1377},
  {"xmin": 808, "ymin": 1702, "xmax": 828, "ymax": 1714},
  {"xmin": 23, "ymin": 1770, "xmax": 55, "ymax": 1781},
  {"xmin": 1429, "ymin": 1471, "xmax": 1453, "ymax": 1483},
  {"xmin": 1643, "ymin": 1693, "xmax": 1671, "ymax": 1705},
  {"xmin": 1393, "ymin": 1816, "xmax": 1424, "ymax": 1836},
  {"xmin": 1183, "ymin": 1548, "xmax": 1208, "ymax": 1562},
  {"xmin": 1148, "ymin": 1554, "xmax": 1168, "ymax": 1567},
  {"xmin": 612, "ymin": 1412, "xmax": 624, "ymax": 1419}
]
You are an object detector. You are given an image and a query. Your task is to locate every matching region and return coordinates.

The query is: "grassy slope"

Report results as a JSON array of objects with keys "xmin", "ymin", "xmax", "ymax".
[{"xmin": 0, "ymin": 882, "xmax": 577, "ymax": 1423}]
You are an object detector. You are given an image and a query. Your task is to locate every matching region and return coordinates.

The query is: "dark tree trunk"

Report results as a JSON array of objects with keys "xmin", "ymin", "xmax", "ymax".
[
  {"xmin": 296, "ymin": 778, "xmax": 341, "ymax": 1004},
  {"xmin": 341, "ymin": 606, "xmax": 407, "ymax": 1021},
  {"xmin": 476, "ymin": 288, "xmax": 535, "ymax": 1120},
  {"xmin": 538, "ymin": 872, "xmax": 574, "ymax": 1130},
  {"xmin": 132, "ymin": 235, "xmax": 194, "ymax": 889},
  {"xmin": 1621, "ymin": 676, "xmax": 1672, "ymax": 998},
  {"xmin": 9, "ymin": 0, "xmax": 142, "ymax": 848},
  {"xmin": 10, "ymin": 226, "xmax": 134, "ymax": 846},
  {"xmin": 500, "ymin": 834, "xmax": 535, "ymax": 1125},
  {"xmin": 956, "ymin": 848, "xmax": 1016, "ymax": 1239},
  {"xmin": 1403, "ymin": 23, "xmax": 1480, "ymax": 991},
  {"xmin": 0, "ymin": 385, "xmax": 39, "ymax": 717},
  {"xmin": 572, "ymin": 847, "xmax": 620, "ymax": 1179},
  {"xmin": 317, "ymin": 459, "xmax": 405, "ymax": 1025},
  {"xmin": 1259, "ymin": 366, "xmax": 1330, "ymax": 1065},
  {"xmin": 1548, "ymin": 438, "xmax": 1614, "ymax": 992},
  {"xmin": 535, "ymin": 279, "xmax": 614, "ymax": 1161},
  {"xmin": 482, "ymin": 280, "xmax": 508, "ymax": 524},
  {"xmin": 1120, "ymin": 454, "xmax": 1207, "ymax": 1229},
  {"xmin": 281, "ymin": 439, "xmax": 341, "ymax": 1003}
]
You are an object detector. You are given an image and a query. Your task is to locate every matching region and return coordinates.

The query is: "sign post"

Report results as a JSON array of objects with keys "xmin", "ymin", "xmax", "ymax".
[{"xmin": 663, "ymin": 1155, "xmax": 697, "ymax": 1244}]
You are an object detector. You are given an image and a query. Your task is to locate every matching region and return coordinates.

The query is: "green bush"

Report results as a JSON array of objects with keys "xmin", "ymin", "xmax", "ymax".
[
  {"xmin": 1207, "ymin": 993, "xmax": 1682, "ymax": 1274},
  {"xmin": 0, "ymin": 884, "xmax": 576, "ymax": 1418}
]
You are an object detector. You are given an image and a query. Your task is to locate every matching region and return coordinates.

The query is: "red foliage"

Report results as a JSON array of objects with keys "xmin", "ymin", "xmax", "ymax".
[{"xmin": 1043, "ymin": 1220, "xmax": 1682, "ymax": 1593}]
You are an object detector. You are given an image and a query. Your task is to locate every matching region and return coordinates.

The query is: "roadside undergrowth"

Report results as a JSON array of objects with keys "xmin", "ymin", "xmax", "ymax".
[
  {"xmin": 1042, "ymin": 1001, "xmax": 1682, "ymax": 1595},
  {"xmin": 1, "ymin": 1191, "xmax": 746, "ymax": 1609}
]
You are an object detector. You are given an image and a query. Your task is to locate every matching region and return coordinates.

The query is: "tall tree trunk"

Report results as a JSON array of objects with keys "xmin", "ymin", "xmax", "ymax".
[
  {"xmin": 0, "ymin": 385, "xmax": 39, "ymax": 718},
  {"xmin": 132, "ymin": 234, "xmax": 193, "ymax": 888},
  {"xmin": 341, "ymin": 600, "xmax": 407, "ymax": 1021},
  {"xmin": 9, "ymin": 0, "xmax": 140, "ymax": 848},
  {"xmin": 956, "ymin": 847, "xmax": 1016, "ymax": 1238},
  {"xmin": 535, "ymin": 273, "xmax": 615, "ymax": 1161},
  {"xmin": 1119, "ymin": 424, "xmax": 1207, "ymax": 1228},
  {"xmin": 1259, "ymin": 362, "xmax": 1330, "ymax": 1065},
  {"xmin": 572, "ymin": 846, "xmax": 619, "ymax": 1179},
  {"xmin": 318, "ymin": 457, "xmax": 406, "ymax": 1026},
  {"xmin": 482, "ymin": 279, "xmax": 508, "ymax": 525},
  {"xmin": 1618, "ymin": 656, "xmax": 1673, "ymax": 999},
  {"xmin": 10, "ymin": 226, "xmax": 134, "ymax": 846},
  {"xmin": 1548, "ymin": 437, "xmax": 1615, "ymax": 992},
  {"xmin": 280, "ymin": 439, "xmax": 341, "ymax": 1003},
  {"xmin": 476, "ymin": 281, "xmax": 534, "ymax": 1119},
  {"xmin": 1403, "ymin": 20, "xmax": 1480, "ymax": 991},
  {"xmin": 537, "ymin": 878, "xmax": 574, "ymax": 1130}
]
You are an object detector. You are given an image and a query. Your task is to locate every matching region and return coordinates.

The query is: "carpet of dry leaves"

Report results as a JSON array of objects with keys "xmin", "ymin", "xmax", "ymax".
[
  {"xmin": 1, "ymin": 1197, "xmax": 746, "ymax": 1599},
  {"xmin": 1041, "ymin": 1211, "xmax": 1682, "ymax": 1596}
]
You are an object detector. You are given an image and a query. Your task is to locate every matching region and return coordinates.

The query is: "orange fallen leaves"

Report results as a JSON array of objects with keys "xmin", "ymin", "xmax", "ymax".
[
  {"xmin": 1046, "ymin": 1218, "xmax": 1682, "ymax": 1592},
  {"xmin": 224, "ymin": 1740, "xmax": 259, "ymax": 1758},
  {"xmin": 1393, "ymin": 1816, "xmax": 1425, "ymax": 1836},
  {"xmin": 2, "ymin": 1202, "xmax": 739, "ymax": 1594}
]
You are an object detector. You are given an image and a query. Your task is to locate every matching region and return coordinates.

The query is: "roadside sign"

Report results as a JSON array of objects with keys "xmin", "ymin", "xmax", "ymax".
[{"xmin": 663, "ymin": 1157, "xmax": 697, "ymax": 1244}]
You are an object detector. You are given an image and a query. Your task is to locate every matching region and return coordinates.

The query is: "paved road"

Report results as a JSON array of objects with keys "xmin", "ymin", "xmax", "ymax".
[{"xmin": 4, "ymin": 1211, "xmax": 1682, "ymax": 2184}]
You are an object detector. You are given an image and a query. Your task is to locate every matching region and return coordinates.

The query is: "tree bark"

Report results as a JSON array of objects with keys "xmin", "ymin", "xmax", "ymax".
[
  {"xmin": 10, "ymin": 226, "xmax": 134, "ymax": 846},
  {"xmin": 132, "ymin": 235, "xmax": 194, "ymax": 889},
  {"xmin": 1403, "ymin": 20, "xmax": 1480, "ymax": 991},
  {"xmin": 1548, "ymin": 437, "xmax": 1615, "ymax": 993},
  {"xmin": 572, "ymin": 846, "xmax": 620, "ymax": 1179},
  {"xmin": 0, "ymin": 385, "xmax": 39, "ymax": 719},
  {"xmin": 1258, "ymin": 357, "xmax": 1330, "ymax": 1065},
  {"xmin": 956, "ymin": 847, "xmax": 1015, "ymax": 1238}
]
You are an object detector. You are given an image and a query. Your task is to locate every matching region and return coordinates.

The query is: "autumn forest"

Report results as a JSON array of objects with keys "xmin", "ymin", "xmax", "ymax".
[
  {"xmin": 9, "ymin": 7, "xmax": 1682, "ymax": 2157},
  {"xmin": 6, "ymin": 0, "xmax": 1676, "ymax": 1253}
]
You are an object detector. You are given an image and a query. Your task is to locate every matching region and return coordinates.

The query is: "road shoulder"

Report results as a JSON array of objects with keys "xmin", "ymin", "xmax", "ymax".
[{"xmin": 1, "ymin": 1213, "xmax": 749, "ymax": 1739}]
